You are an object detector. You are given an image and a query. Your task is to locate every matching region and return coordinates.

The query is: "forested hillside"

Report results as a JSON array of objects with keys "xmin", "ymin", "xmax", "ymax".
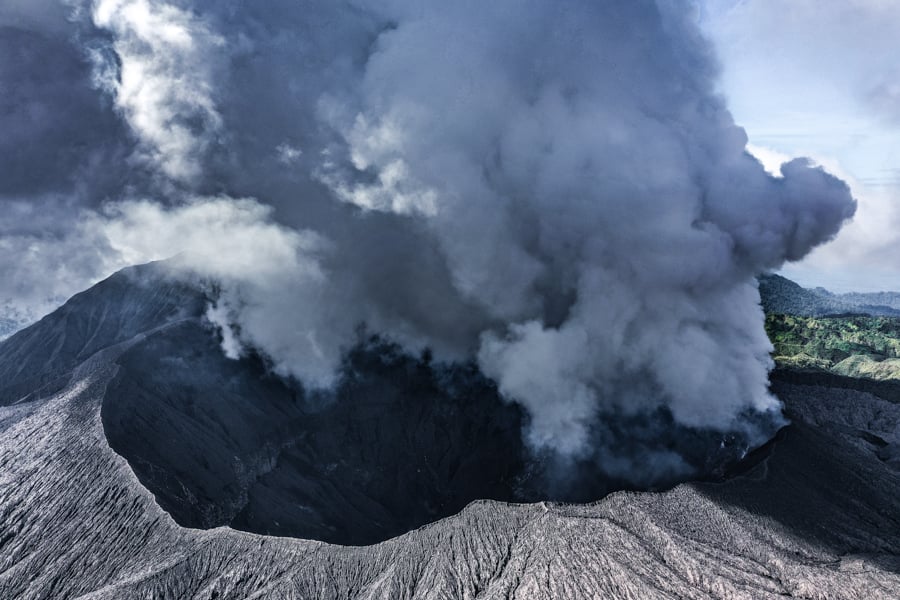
[{"xmin": 765, "ymin": 314, "xmax": 900, "ymax": 380}]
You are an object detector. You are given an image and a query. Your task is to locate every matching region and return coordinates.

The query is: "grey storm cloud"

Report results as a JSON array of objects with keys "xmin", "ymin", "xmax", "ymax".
[
  {"xmin": 0, "ymin": 1, "xmax": 856, "ymax": 475},
  {"xmin": 0, "ymin": 22, "xmax": 130, "ymax": 200}
]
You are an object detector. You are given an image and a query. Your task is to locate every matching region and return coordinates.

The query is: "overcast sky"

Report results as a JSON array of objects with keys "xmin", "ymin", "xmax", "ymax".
[{"xmin": 700, "ymin": 0, "xmax": 900, "ymax": 292}]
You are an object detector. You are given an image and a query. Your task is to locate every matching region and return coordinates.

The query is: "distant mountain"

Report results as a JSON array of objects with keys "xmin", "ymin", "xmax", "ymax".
[
  {"xmin": 758, "ymin": 273, "xmax": 900, "ymax": 317},
  {"xmin": 828, "ymin": 290, "xmax": 900, "ymax": 311},
  {"xmin": 761, "ymin": 274, "xmax": 900, "ymax": 384}
]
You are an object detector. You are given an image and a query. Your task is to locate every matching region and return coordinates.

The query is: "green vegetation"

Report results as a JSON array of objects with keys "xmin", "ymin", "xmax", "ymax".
[{"xmin": 765, "ymin": 314, "xmax": 900, "ymax": 381}]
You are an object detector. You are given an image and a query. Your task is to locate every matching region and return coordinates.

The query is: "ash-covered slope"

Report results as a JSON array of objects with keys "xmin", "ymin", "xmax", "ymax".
[
  {"xmin": 0, "ymin": 261, "xmax": 203, "ymax": 407},
  {"xmin": 0, "ymin": 265, "xmax": 899, "ymax": 598},
  {"xmin": 1, "ymin": 339, "xmax": 899, "ymax": 598}
]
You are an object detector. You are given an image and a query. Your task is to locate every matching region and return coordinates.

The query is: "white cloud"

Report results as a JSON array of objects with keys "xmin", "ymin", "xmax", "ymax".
[
  {"xmin": 92, "ymin": 0, "xmax": 227, "ymax": 181},
  {"xmin": 0, "ymin": 196, "xmax": 336, "ymax": 387},
  {"xmin": 90, "ymin": 198, "xmax": 344, "ymax": 386},
  {"xmin": 275, "ymin": 143, "xmax": 303, "ymax": 165},
  {"xmin": 702, "ymin": 0, "xmax": 900, "ymax": 292}
]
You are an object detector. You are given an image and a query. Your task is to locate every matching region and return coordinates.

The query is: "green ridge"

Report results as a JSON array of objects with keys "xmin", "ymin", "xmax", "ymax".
[{"xmin": 765, "ymin": 313, "xmax": 900, "ymax": 381}]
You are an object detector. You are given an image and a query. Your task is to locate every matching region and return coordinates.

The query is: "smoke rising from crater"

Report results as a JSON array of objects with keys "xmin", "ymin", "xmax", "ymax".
[{"xmin": 0, "ymin": 1, "xmax": 855, "ymax": 470}]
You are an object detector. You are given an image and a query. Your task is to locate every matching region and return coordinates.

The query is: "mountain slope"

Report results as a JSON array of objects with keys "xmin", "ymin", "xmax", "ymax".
[
  {"xmin": 0, "ymin": 262, "xmax": 531, "ymax": 545},
  {"xmin": 0, "ymin": 262, "xmax": 766, "ymax": 546},
  {"xmin": 102, "ymin": 319, "xmax": 530, "ymax": 545},
  {"xmin": 759, "ymin": 273, "xmax": 900, "ymax": 317},
  {"xmin": 0, "ymin": 261, "xmax": 203, "ymax": 407}
]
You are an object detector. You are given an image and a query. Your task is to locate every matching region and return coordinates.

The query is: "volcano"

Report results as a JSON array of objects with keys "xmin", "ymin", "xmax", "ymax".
[{"xmin": 0, "ymin": 263, "xmax": 898, "ymax": 599}]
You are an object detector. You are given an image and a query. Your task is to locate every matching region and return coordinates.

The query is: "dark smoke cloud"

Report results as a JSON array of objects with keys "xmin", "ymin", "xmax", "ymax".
[{"xmin": 0, "ymin": 1, "xmax": 855, "ymax": 475}]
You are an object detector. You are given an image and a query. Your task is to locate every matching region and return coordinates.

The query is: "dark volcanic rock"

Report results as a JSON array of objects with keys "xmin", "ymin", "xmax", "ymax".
[{"xmin": 103, "ymin": 320, "xmax": 528, "ymax": 545}]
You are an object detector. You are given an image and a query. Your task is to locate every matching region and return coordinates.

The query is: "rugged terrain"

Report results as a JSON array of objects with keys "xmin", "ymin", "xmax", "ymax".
[
  {"xmin": 759, "ymin": 273, "xmax": 900, "ymax": 317},
  {"xmin": 0, "ymin": 265, "xmax": 898, "ymax": 598},
  {"xmin": 764, "ymin": 287, "xmax": 900, "ymax": 382}
]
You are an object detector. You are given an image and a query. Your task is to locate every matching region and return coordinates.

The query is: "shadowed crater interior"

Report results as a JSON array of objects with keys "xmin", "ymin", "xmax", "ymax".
[
  {"xmin": 89, "ymin": 267, "xmax": 773, "ymax": 546},
  {"xmin": 102, "ymin": 320, "xmax": 771, "ymax": 545},
  {"xmin": 103, "ymin": 322, "xmax": 531, "ymax": 545}
]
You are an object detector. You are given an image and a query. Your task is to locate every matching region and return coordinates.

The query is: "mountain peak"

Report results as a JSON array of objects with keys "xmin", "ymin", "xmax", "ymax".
[
  {"xmin": 0, "ymin": 261, "xmax": 205, "ymax": 407},
  {"xmin": 758, "ymin": 272, "xmax": 900, "ymax": 317}
]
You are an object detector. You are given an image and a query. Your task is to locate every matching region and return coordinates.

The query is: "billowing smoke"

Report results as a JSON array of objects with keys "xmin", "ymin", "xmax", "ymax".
[{"xmin": 0, "ymin": 1, "xmax": 855, "ymax": 476}]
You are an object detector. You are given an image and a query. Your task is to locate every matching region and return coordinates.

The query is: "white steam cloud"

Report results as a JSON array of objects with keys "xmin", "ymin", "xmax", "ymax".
[
  {"xmin": 91, "ymin": 0, "xmax": 226, "ymax": 181},
  {"xmin": 0, "ymin": 1, "xmax": 856, "ymax": 467}
]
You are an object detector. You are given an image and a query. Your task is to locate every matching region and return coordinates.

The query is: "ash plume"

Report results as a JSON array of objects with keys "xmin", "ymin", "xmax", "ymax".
[{"xmin": 0, "ymin": 0, "xmax": 856, "ymax": 479}]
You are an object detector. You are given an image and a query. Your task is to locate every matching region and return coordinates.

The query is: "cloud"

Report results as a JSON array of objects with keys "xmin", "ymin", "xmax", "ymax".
[
  {"xmin": 703, "ymin": 0, "xmax": 900, "ymax": 124},
  {"xmin": 307, "ymin": 1, "xmax": 854, "ymax": 455},
  {"xmin": 90, "ymin": 0, "xmax": 228, "ymax": 182},
  {"xmin": 701, "ymin": 0, "xmax": 900, "ymax": 293},
  {"xmin": 0, "ymin": 0, "xmax": 856, "ymax": 479},
  {"xmin": 0, "ymin": 195, "xmax": 322, "ymax": 327},
  {"xmin": 0, "ymin": 23, "xmax": 129, "ymax": 200}
]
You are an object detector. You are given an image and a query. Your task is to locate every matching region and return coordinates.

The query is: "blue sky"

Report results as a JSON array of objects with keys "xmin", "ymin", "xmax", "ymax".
[{"xmin": 700, "ymin": 0, "xmax": 900, "ymax": 292}]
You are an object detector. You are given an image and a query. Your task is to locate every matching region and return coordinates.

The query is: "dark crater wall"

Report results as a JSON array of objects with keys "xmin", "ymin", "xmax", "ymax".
[
  {"xmin": 102, "ymin": 318, "xmax": 766, "ymax": 545},
  {"xmin": 4, "ymin": 263, "xmax": 772, "ymax": 546},
  {"xmin": 103, "ymin": 322, "xmax": 531, "ymax": 545}
]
